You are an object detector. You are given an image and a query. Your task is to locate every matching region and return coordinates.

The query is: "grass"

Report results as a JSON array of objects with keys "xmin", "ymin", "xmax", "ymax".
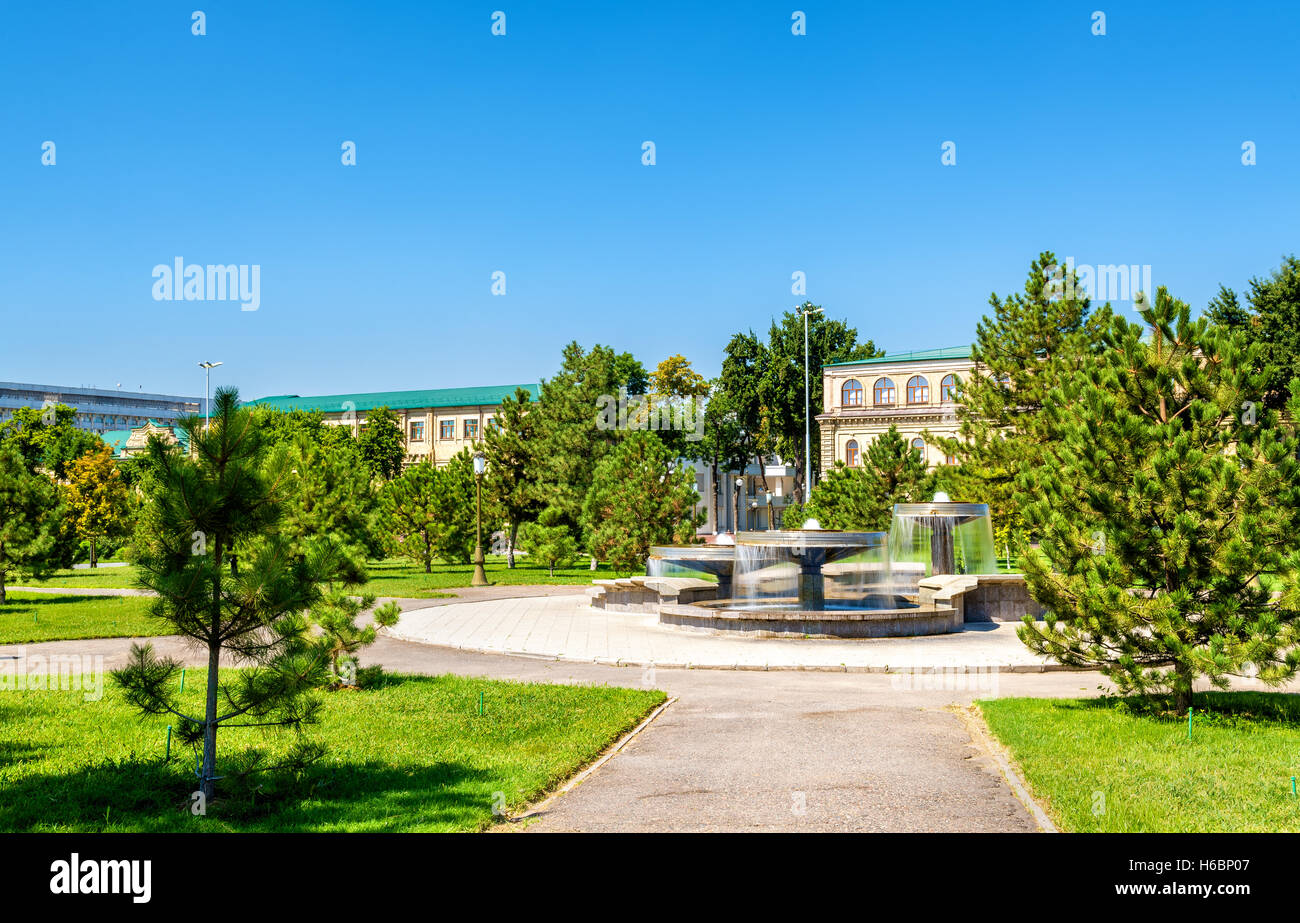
[
  {"xmin": 0, "ymin": 593, "xmax": 168, "ymax": 644},
  {"xmin": 19, "ymin": 564, "xmax": 141, "ymax": 590},
  {"xmin": 979, "ymin": 692, "xmax": 1300, "ymax": 832},
  {"xmin": 0, "ymin": 670, "xmax": 665, "ymax": 832},
  {"xmin": 19, "ymin": 557, "xmax": 640, "ymax": 598},
  {"xmin": 361, "ymin": 556, "xmax": 643, "ymax": 598}
]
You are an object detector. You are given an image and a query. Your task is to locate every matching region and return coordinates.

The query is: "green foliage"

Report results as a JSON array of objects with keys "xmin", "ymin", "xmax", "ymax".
[
  {"xmin": 531, "ymin": 342, "xmax": 648, "ymax": 541},
  {"xmin": 581, "ymin": 432, "xmax": 703, "ymax": 572},
  {"xmin": 357, "ymin": 406, "xmax": 405, "ymax": 480},
  {"xmin": 432, "ymin": 449, "xmax": 493, "ymax": 565},
  {"xmin": 280, "ymin": 435, "xmax": 384, "ymax": 562},
  {"xmin": 713, "ymin": 307, "xmax": 880, "ymax": 503},
  {"xmin": 1016, "ymin": 288, "xmax": 1300, "ymax": 710},
  {"xmin": 0, "ymin": 404, "xmax": 102, "ymax": 479},
  {"xmin": 800, "ymin": 426, "xmax": 933, "ymax": 531},
  {"xmin": 380, "ymin": 460, "xmax": 440, "ymax": 573},
  {"xmin": 113, "ymin": 388, "xmax": 333, "ymax": 799},
  {"xmin": 65, "ymin": 443, "xmax": 130, "ymax": 568},
  {"xmin": 308, "ymin": 584, "xmax": 401, "ymax": 688},
  {"xmin": 483, "ymin": 387, "xmax": 542, "ymax": 566},
  {"xmin": 0, "ymin": 441, "xmax": 61, "ymax": 602},
  {"xmin": 517, "ymin": 507, "xmax": 578, "ymax": 576},
  {"xmin": 928, "ymin": 250, "xmax": 1111, "ymax": 534},
  {"xmin": 1204, "ymin": 255, "xmax": 1300, "ymax": 409}
]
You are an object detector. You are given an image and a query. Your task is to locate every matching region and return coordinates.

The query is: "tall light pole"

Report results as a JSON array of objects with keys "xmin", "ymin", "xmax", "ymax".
[
  {"xmin": 198, "ymin": 361, "xmax": 223, "ymax": 429},
  {"xmin": 800, "ymin": 304, "xmax": 822, "ymax": 502},
  {"xmin": 471, "ymin": 451, "xmax": 489, "ymax": 587}
]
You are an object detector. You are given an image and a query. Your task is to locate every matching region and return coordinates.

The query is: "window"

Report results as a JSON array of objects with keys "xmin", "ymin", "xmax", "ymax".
[
  {"xmin": 911, "ymin": 437, "xmax": 925, "ymax": 456},
  {"xmin": 485, "ymin": 416, "xmax": 499, "ymax": 433},
  {"xmin": 906, "ymin": 375, "xmax": 929, "ymax": 404},
  {"xmin": 841, "ymin": 379, "xmax": 863, "ymax": 407},
  {"xmin": 873, "ymin": 378, "xmax": 896, "ymax": 405},
  {"xmin": 944, "ymin": 453, "xmax": 958, "ymax": 466},
  {"xmin": 464, "ymin": 418, "xmax": 479, "ymax": 440},
  {"xmin": 941, "ymin": 374, "xmax": 960, "ymax": 402},
  {"xmin": 439, "ymin": 419, "xmax": 455, "ymax": 440},
  {"xmin": 845, "ymin": 439, "xmax": 860, "ymax": 467},
  {"xmin": 408, "ymin": 420, "xmax": 425, "ymax": 442}
]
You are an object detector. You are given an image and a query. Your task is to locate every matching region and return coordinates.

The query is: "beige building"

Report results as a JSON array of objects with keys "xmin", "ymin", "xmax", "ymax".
[
  {"xmin": 247, "ymin": 384, "xmax": 539, "ymax": 467},
  {"xmin": 817, "ymin": 347, "xmax": 975, "ymax": 472}
]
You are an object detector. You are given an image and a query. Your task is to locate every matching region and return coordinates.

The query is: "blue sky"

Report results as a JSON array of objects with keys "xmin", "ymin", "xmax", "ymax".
[{"xmin": 3, "ymin": 0, "xmax": 1297, "ymax": 400}]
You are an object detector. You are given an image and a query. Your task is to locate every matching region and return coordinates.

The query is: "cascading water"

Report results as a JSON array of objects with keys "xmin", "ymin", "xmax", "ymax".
[{"xmin": 888, "ymin": 499, "xmax": 998, "ymax": 587}]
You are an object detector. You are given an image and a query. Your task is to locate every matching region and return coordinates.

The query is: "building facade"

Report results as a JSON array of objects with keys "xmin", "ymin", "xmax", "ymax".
[
  {"xmin": 816, "ymin": 347, "xmax": 976, "ymax": 472},
  {"xmin": 101, "ymin": 420, "xmax": 190, "ymax": 458},
  {"xmin": 694, "ymin": 459, "xmax": 798, "ymax": 534},
  {"xmin": 246, "ymin": 383, "xmax": 540, "ymax": 467},
  {"xmin": 0, "ymin": 382, "xmax": 201, "ymax": 435}
]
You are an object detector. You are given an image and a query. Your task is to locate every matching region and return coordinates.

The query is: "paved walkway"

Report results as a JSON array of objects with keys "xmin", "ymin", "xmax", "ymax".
[{"xmin": 389, "ymin": 593, "xmax": 1056, "ymax": 671}]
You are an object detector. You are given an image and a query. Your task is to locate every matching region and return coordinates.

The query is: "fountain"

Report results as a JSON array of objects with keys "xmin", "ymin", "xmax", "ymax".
[
  {"xmin": 597, "ymin": 499, "xmax": 1031, "ymax": 636},
  {"xmin": 647, "ymin": 543, "xmax": 737, "ymax": 598},
  {"xmin": 888, "ymin": 495, "xmax": 997, "ymax": 586}
]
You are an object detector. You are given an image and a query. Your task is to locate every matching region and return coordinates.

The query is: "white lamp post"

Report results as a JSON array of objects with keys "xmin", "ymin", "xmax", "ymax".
[
  {"xmin": 198, "ymin": 361, "xmax": 223, "ymax": 429},
  {"xmin": 801, "ymin": 303, "xmax": 823, "ymax": 502},
  {"xmin": 472, "ymin": 451, "xmax": 488, "ymax": 587}
]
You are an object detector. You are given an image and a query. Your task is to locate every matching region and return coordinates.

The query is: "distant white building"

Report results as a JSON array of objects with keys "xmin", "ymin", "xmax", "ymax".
[{"xmin": 0, "ymin": 381, "xmax": 201, "ymax": 435}]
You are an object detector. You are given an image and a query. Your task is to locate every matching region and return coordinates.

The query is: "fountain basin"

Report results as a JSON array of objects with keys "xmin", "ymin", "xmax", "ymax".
[
  {"xmin": 648, "ymin": 544, "xmax": 736, "ymax": 597},
  {"xmin": 658, "ymin": 598, "xmax": 962, "ymax": 638}
]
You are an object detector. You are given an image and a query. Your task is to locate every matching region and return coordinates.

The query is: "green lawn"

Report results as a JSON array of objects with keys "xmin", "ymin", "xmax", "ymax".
[
  {"xmin": 19, "ymin": 565, "xmax": 141, "ymax": 590},
  {"xmin": 979, "ymin": 692, "xmax": 1300, "ymax": 832},
  {"xmin": 0, "ymin": 670, "xmax": 665, "ymax": 831},
  {"xmin": 18, "ymin": 557, "xmax": 640, "ymax": 598},
  {"xmin": 361, "ymin": 557, "xmax": 643, "ymax": 598},
  {"xmin": 0, "ymin": 593, "xmax": 168, "ymax": 644}
]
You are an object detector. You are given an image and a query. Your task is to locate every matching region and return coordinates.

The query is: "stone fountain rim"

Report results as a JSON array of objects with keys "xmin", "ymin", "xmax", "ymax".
[{"xmin": 891, "ymin": 502, "xmax": 990, "ymax": 518}]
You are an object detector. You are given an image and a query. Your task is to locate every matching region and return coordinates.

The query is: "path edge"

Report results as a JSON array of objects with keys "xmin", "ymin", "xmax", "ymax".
[{"xmin": 956, "ymin": 702, "xmax": 1060, "ymax": 834}]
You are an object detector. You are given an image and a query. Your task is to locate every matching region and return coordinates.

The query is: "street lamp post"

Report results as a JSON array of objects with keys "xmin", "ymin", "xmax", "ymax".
[
  {"xmin": 471, "ymin": 451, "xmax": 489, "ymax": 587},
  {"xmin": 733, "ymin": 476, "xmax": 744, "ymax": 533},
  {"xmin": 198, "ymin": 361, "xmax": 223, "ymax": 429},
  {"xmin": 800, "ymin": 304, "xmax": 823, "ymax": 502}
]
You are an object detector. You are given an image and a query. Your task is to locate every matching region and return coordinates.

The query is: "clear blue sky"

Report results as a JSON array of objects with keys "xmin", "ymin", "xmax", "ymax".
[{"xmin": 3, "ymin": 0, "xmax": 1297, "ymax": 400}]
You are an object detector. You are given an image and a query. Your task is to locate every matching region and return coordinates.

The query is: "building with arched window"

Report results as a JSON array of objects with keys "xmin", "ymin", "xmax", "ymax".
[{"xmin": 817, "ymin": 347, "xmax": 976, "ymax": 472}]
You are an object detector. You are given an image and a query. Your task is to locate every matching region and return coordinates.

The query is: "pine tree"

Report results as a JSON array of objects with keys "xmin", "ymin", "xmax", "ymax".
[
  {"xmin": 517, "ymin": 507, "xmax": 577, "ymax": 576},
  {"xmin": 380, "ymin": 460, "xmax": 441, "ymax": 573},
  {"xmin": 357, "ymin": 406, "xmax": 406, "ymax": 480},
  {"xmin": 581, "ymin": 432, "xmax": 702, "ymax": 573},
  {"xmin": 309, "ymin": 585, "xmax": 400, "ymax": 688},
  {"xmin": 433, "ymin": 449, "xmax": 492, "ymax": 565},
  {"xmin": 0, "ymin": 442, "xmax": 60, "ymax": 603},
  {"xmin": 65, "ymin": 442, "xmax": 129, "ymax": 568},
  {"xmin": 928, "ymin": 251, "xmax": 1110, "ymax": 535},
  {"xmin": 799, "ymin": 426, "xmax": 933, "ymax": 531},
  {"xmin": 113, "ymin": 388, "xmax": 332, "ymax": 801},
  {"xmin": 483, "ymin": 387, "xmax": 541, "ymax": 567},
  {"xmin": 280, "ymin": 435, "xmax": 384, "ymax": 562},
  {"xmin": 1016, "ymin": 288, "xmax": 1300, "ymax": 710}
]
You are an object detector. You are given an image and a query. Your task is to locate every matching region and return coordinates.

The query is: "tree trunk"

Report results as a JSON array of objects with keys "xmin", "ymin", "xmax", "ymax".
[
  {"xmin": 200, "ymin": 539, "xmax": 224, "ymax": 801},
  {"xmin": 507, "ymin": 522, "xmax": 518, "ymax": 568},
  {"xmin": 90, "ymin": 539, "xmax": 98, "ymax": 569}
]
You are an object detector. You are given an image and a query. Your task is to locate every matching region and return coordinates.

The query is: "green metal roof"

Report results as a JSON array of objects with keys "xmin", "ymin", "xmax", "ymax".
[
  {"xmin": 99, "ymin": 421, "xmax": 191, "ymax": 457},
  {"xmin": 823, "ymin": 346, "xmax": 971, "ymax": 369},
  {"xmin": 245, "ymin": 383, "xmax": 540, "ymax": 414}
]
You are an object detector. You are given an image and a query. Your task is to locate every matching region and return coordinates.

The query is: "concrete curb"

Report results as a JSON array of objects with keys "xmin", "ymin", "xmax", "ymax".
[
  {"xmin": 503, "ymin": 696, "xmax": 678, "ymax": 825},
  {"xmin": 383, "ymin": 633, "xmax": 1077, "ymax": 674},
  {"xmin": 956, "ymin": 703, "xmax": 1059, "ymax": 833}
]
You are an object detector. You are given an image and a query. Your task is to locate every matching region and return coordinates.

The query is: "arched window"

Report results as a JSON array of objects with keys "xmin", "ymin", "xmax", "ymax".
[
  {"xmin": 911, "ymin": 437, "xmax": 925, "ymax": 453},
  {"xmin": 841, "ymin": 379, "xmax": 863, "ymax": 407},
  {"xmin": 940, "ymin": 374, "xmax": 960, "ymax": 402},
  {"xmin": 906, "ymin": 375, "xmax": 929, "ymax": 404},
  {"xmin": 873, "ymin": 378, "xmax": 896, "ymax": 405},
  {"xmin": 845, "ymin": 440, "xmax": 860, "ymax": 467}
]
